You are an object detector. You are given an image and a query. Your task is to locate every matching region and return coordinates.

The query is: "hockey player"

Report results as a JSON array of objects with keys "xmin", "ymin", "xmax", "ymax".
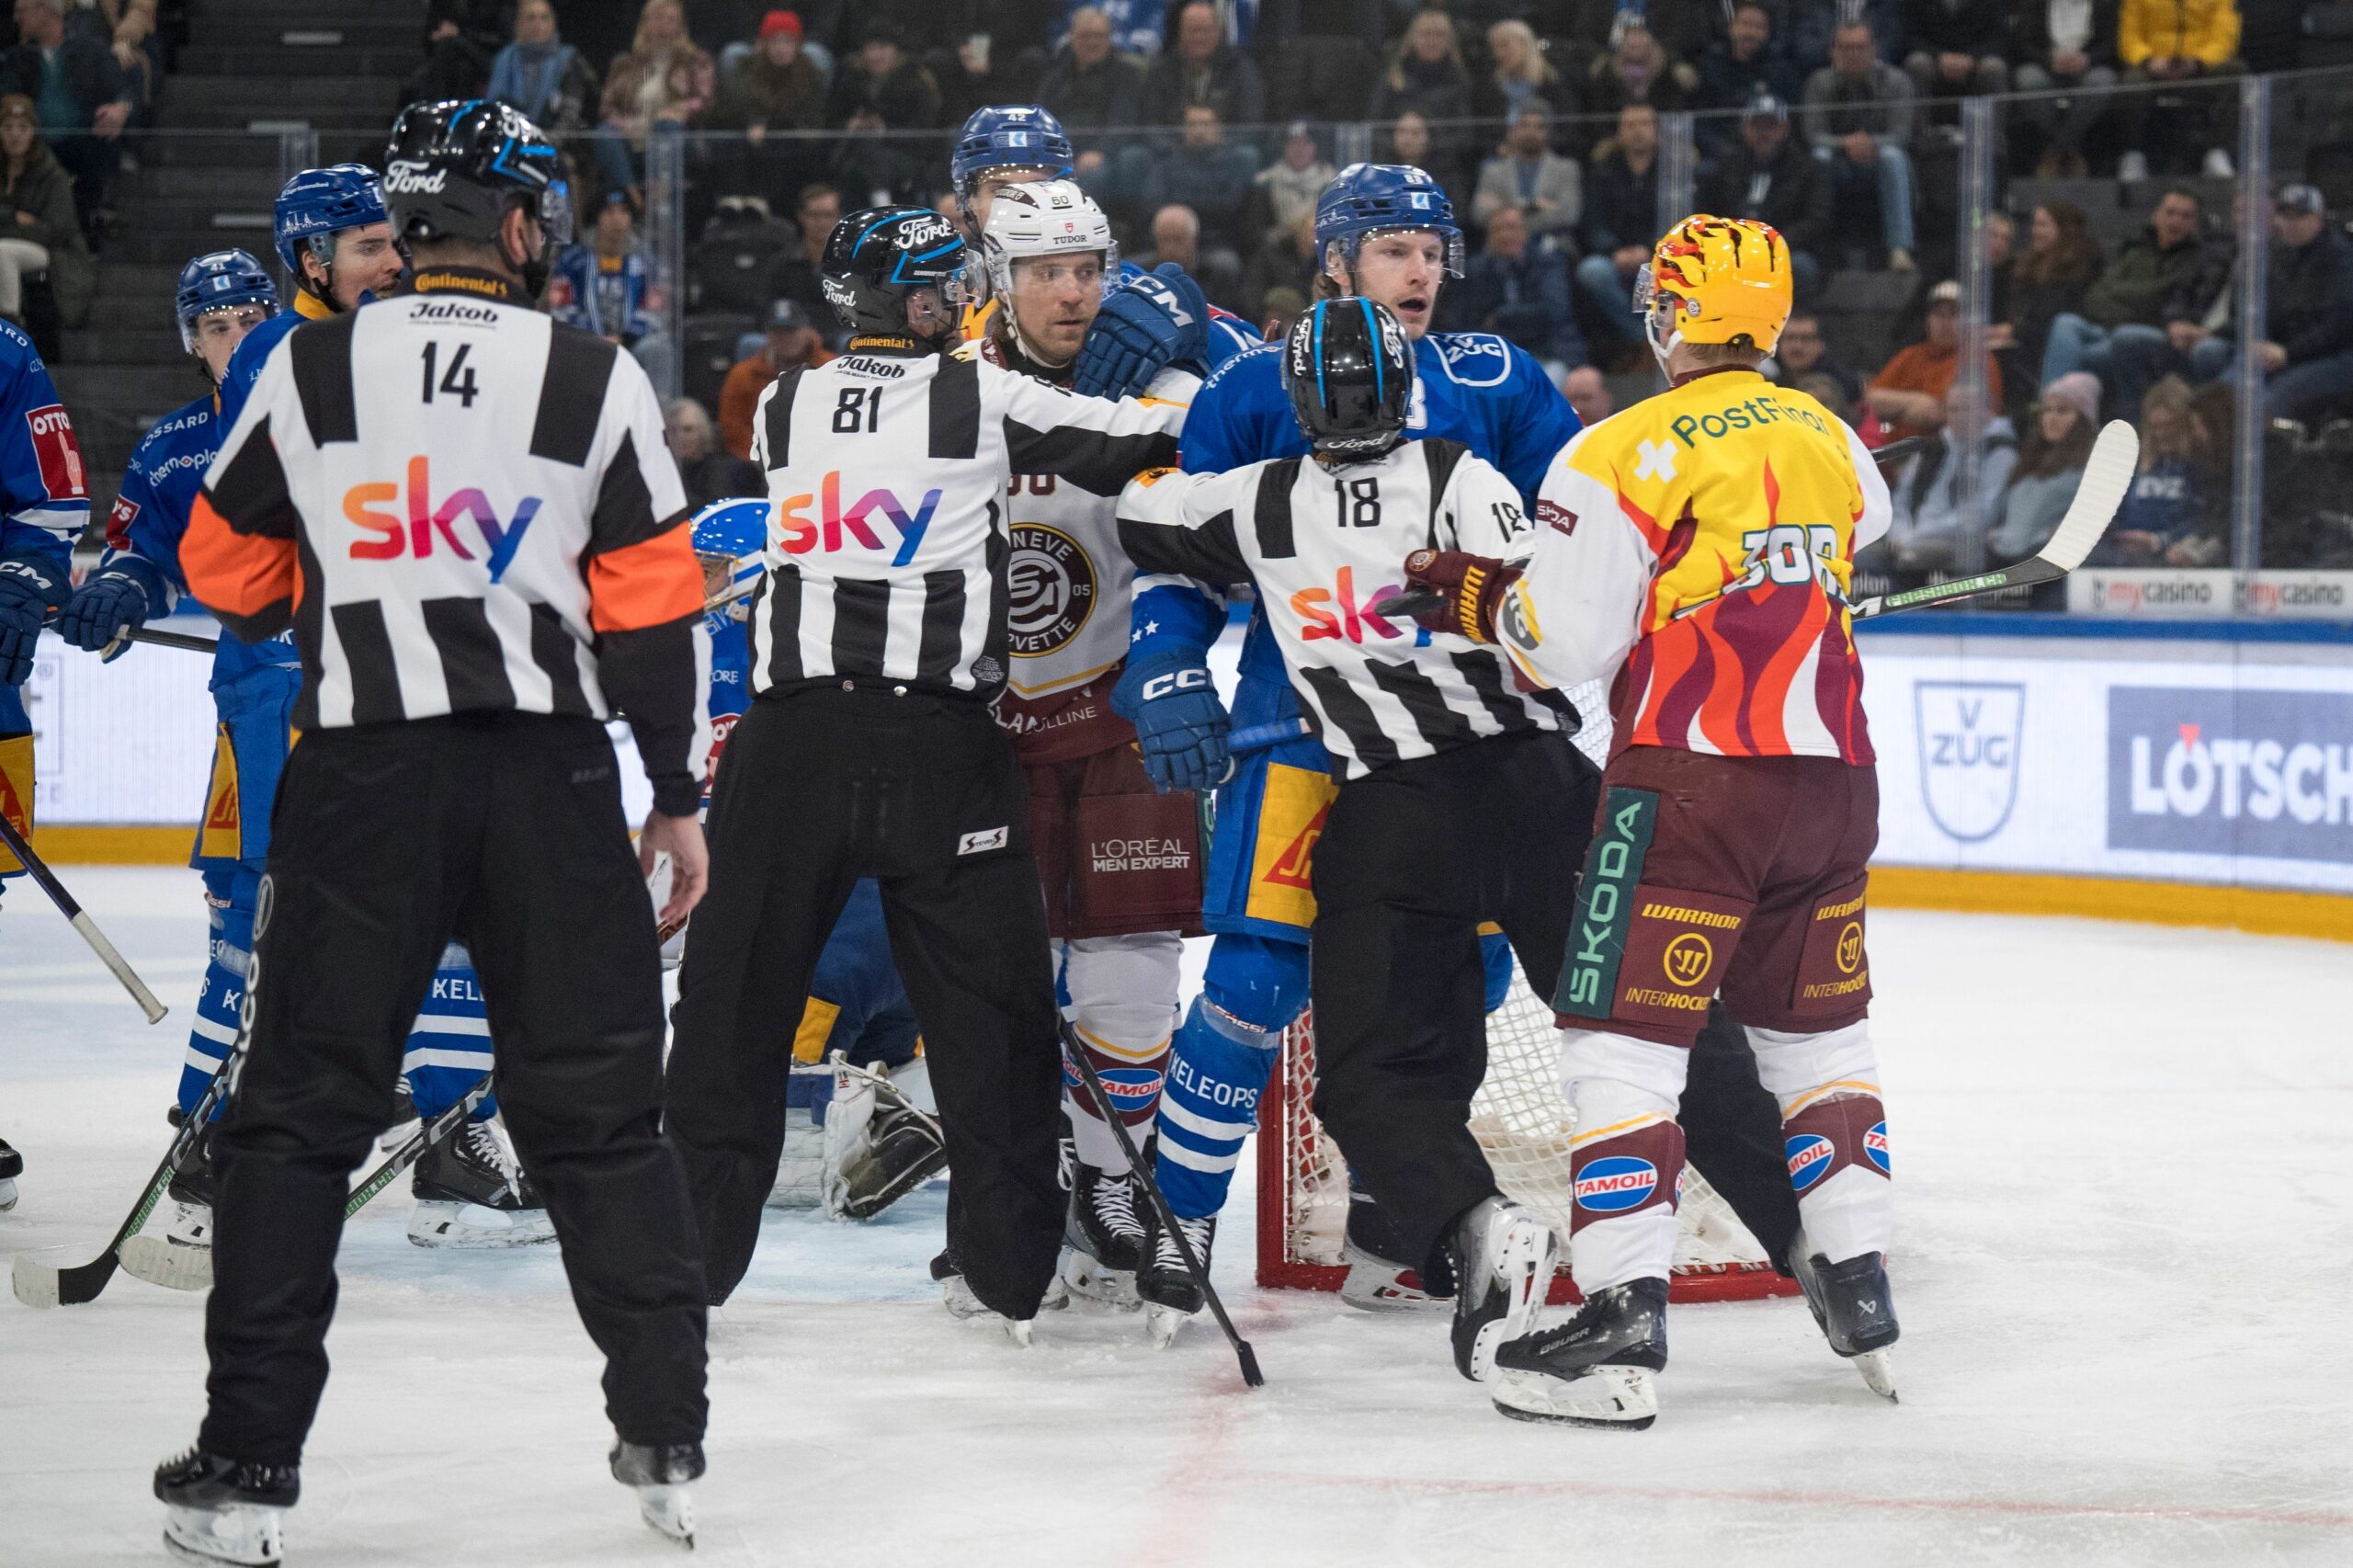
[
  {"xmin": 975, "ymin": 179, "xmax": 1203, "ymax": 1308},
  {"xmin": 1117, "ymin": 298, "xmax": 1573, "ymax": 1375},
  {"xmin": 58, "ymin": 236, "xmax": 552, "ymax": 1252},
  {"xmin": 1119, "ymin": 163, "xmax": 1803, "ymax": 1324},
  {"xmin": 0, "ymin": 311, "xmax": 93, "ymax": 1215},
  {"xmin": 153, "ymin": 99, "xmax": 711, "ymax": 1560},
  {"xmin": 1415, "ymin": 214, "xmax": 1900, "ymax": 1426},
  {"xmin": 663, "ymin": 204, "xmax": 1183, "ymax": 1342}
]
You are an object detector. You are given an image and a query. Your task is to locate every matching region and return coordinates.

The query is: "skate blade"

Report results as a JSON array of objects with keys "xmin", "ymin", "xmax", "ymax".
[
  {"xmin": 1850, "ymin": 1347, "xmax": 1898, "ymax": 1402},
  {"xmin": 1490, "ymin": 1364, "xmax": 1658, "ymax": 1429},
  {"xmin": 1060, "ymin": 1250, "xmax": 1142, "ymax": 1310},
  {"xmin": 635, "ymin": 1483, "xmax": 695, "ymax": 1550},
  {"xmin": 120, "ymin": 1233, "xmax": 213, "ymax": 1291},
  {"xmin": 1142, "ymin": 1301, "xmax": 1191, "ymax": 1348},
  {"xmin": 164, "ymin": 1503, "xmax": 286, "ymax": 1566},
  {"xmin": 405, "ymin": 1200, "xmax": 559, "ymax": 1249}
]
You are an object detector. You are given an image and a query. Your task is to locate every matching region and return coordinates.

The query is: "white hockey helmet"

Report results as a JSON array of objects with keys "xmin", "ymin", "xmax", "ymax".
[{"xmin": 979, "ymin": 178, "xmax": 1118, "ymax": 359}]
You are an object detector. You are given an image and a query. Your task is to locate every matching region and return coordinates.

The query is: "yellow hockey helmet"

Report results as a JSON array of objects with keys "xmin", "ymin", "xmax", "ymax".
[{"xmin": 1636, "ymin": 214, "xmax": 1794, "ymax": 357}]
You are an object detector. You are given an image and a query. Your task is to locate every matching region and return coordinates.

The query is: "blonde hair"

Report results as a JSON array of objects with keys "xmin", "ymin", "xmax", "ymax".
[
  {"xmin": 1386, "ymin": 10, "xmax": 1463, "ymax": 91},
  {"xmin": 1486, "ymin": 20, "xmax": 1555, "ymax": 86},
  {"xmin": 632, "ymin": 0, "xmax": 684, "ymax": 55}
]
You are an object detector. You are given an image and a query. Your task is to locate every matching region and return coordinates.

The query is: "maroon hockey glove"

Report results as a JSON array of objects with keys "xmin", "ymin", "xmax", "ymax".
[{"xmin": 1398, "ymin": 549, "xmax": 1521, "ymax": 645}]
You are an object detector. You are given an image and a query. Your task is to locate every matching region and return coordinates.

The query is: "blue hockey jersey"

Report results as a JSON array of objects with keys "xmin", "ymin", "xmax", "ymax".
[
  {"xmin": 214, "ymin": 290, "xmax": 330, "ymax": 435},
  {"xmin": 1134, "ymin": 329, "xmax": 1579, "ymax": 681},
  {"xmin": 95, "ymin": 390, "xmax": 301, "ymax": 689},
  {"xmin": 0, "ymin": 318, "xmax": 92, "ymax": 733},
  {"xmin": 702, "ymin": 597, "xmax": 751, "ymax": 800}
]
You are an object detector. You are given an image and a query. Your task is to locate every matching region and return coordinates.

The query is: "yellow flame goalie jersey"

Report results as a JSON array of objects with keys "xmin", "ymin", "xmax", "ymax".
[{"xmin": 1500, "ymin": 367, "xmax": 1892, "ymax": 764}]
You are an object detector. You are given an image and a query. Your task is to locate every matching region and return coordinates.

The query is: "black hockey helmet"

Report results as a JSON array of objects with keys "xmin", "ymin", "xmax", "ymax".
[
  {"xmin": 822, "ymin": 205, "xmax": 972, "ymax": 347},
  {"xmin": 1283, "ymin": 297, "xmax": 1415, "ymax": 460},
  {"xmin": 382, "ymin": 99, "xmax": 572, "ymax": 285}
]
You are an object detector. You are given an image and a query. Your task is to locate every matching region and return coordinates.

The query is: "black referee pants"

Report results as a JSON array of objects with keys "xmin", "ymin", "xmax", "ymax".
[
  {"xmin": 666, "ymin": 685, "xmax": 1065, "ymax": 1315},
  {"xmin": 1307, "ymin": 730, "xmax": 1798, "ymax": 1277},
  {"xmin": 200, "ymin": 714, "xmax": 708, "ymax": 1465}
]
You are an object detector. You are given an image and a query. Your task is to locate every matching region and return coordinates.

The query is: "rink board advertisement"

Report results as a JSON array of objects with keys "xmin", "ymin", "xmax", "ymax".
[{"xmin": 1859, "ymin": 626, "xmax": 2353, "ymax": 894}]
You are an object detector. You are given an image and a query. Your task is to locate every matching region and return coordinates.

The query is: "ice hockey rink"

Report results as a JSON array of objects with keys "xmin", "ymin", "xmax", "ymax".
[{"xmin": 2, "ymin": 866, "xmax": 2347, "ymax": 1567}]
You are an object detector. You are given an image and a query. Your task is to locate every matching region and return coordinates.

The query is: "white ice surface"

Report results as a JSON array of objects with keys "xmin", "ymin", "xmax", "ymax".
[{"xmin": 3, "ymin": 867, "xmax": 2350, "ymax": 1566}]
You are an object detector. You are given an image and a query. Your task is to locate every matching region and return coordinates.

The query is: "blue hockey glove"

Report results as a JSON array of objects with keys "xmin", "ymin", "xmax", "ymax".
[
  {"xmin": 55, "ymin": 571, "xmax": 153, "ymax": 659},
  {"xmin": 0, "ymin": 551, "xmax": 67, "ymax": 687},
  {"xmin": 1074, "ymin": 264, "xmax": 1211, "ymax": 400},
  {"xmin": 1112, "ymin": 644, "xmax": 1230, "ymax": 793}
]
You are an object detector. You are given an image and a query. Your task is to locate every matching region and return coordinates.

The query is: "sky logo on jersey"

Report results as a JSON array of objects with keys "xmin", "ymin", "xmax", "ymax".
[
  {"xmin": 776, "ymin": 472, "xmax": 940, "ymax": 567},
  {"xmin": 1574, "ymin": 1155, "xmax": 1659, "ymax": 1214},
  {"xmin": 1785, "ymin": 1133, "xmax": 1835, "ymax": 1192},
  {"xmin": 1292, "ymin": 566, "xmax": 1410, "ymax": 643},
  {"xmin": 1863, "ymin": 1120, "xmax": 1890, "ymax": 1175},
  {"xmin": 343, "ymin": 457, "xmax": 540, "ymax": 581}
]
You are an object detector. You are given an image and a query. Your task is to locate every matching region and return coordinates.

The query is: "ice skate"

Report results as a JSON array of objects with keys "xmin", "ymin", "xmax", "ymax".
[
  {"xmin": 610, "ymin": 1439, "xmax": 702, "ymax": 1550},
  {"xmin": 0, "ymin": 1134, "xmax": 21, "ymax": 1210},
  {"xmin": 1789, "ymin": 1231, "xmax": 1899, "ymax": 1401},
  {"xmin": 1060, "ymin": 1162, "xmax": 1144, "ymax": 1308},
  {"xmin": 1447, "ymin": 1196, "xmax": 1556, "ymax": 1382},
  {"xmin": 154, "ymin": 1447, "xmax": 297, "ymax": 1567},
  {"xmin": 1490, "ymin": 1277, "xmax": 1668, "ymax": 1428},
  {"xmin": 122, "ymin": 1122, "xmax": 219, "ymax": 1290},
  {"xmin": 1339, "ymin": 1184, "xmax": 1453, "ymax": 1312},
  {"xmin": 1136, "ymin": 1207, "xmax": 1215, "ymax": 1348},
  {"xmin": 406, "ymin": 1119, "xmax": 557, "ymax": 1248},
  {"xmin": 379, "ymin": 1074, "xmax": 418, "ymax": 1152},
  {"xmin": 931, "ymin": 1249, "xmax": 1065, "ymax": 1345}
]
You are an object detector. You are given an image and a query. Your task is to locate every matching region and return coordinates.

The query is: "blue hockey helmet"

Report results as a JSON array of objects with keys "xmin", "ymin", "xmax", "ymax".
[
  {"xmin": 951, "ymin": 105, "xmax": 1074, "ymax": 201},
  {"xmin": 689, "ymin": 496, "xmax": 769, "ymax": 606},
  {"xmin": 273, "ymin": 163, "xmax": 389, "ymax": 281},
  {"xmin": 175, "ymin": 247, "xmax": 278, "ymax": 353},
  {"xmin": 1313, "ymin": 163, "xmax": 1465, "ymax": 279}
]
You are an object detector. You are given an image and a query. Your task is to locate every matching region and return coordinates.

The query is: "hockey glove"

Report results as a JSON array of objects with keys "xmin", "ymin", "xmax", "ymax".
[
  {"xmin": 1112, "ymin": 645, "xmax": 1230, "ymax": 793},
  {"xmin": 0, "ymin": 551, "xmax": 67, "ymax": 687},
  {"xmin": 1399, "ymin": 549, "xmax": 1522, "ymax": 646},
  {"xmin": 55, "ymin": 571, "xmax": 153, "ymax": 659},
  {"xmin": 1074, "ymin": 264, "xmax": 1210, "ymax": 400}
]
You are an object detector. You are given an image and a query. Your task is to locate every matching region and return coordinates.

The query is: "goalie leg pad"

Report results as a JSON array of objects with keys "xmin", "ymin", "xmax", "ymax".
[
  {"xmin": 1562, "ymin": 1028, "xmax": 1690, "ymax": 1296},
  {"xmin": 1059, "ymin": 931, "xmax": 1181, "ymax": 1176}
]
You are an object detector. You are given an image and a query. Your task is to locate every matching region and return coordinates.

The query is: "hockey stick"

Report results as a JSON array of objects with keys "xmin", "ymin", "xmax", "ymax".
[
  {"xmin": 91, "ymin": 624, "xmax": 222, "ymax": 657},
  {"xmin": 0, "ymin": 809, "xmax": 167, "ymax": 1023},
  {"xmin": 117, "ymin": 1072, "xmax": 498, "ymax": 1292},
  {"xmin": 1229, "ymin": 718, "xmax": 1310, "ymax": 755},
  {"xmin": 1060, "ymin": 1021, "xmax": 1264, "ymax": 1388},
  {"xmin": 10, "ymin": 1054, "xmax": 231, "ymax": 1307}
]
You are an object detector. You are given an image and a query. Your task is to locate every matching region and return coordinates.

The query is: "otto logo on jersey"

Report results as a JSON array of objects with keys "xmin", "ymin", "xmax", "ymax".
[
  {"xmin": 1785, "ymin": 1133, "xmax": 1835, "ymax": 1192},
  {"xmin": 1291, "ymin": 565, "xmax": 1408, "ymax": 643},
  {"xmin": 26, "ymin": 403, "xmax": 85, "ymax": 499},
  {"xmin": 343, "ymin": 457, "xmax": 540, "ymax": 581},
  {"xmin": 1574, "ymin": 1155, "xmax": 1660, "ymax": 1213},
  {"xmin": 776, "ymin": 472, "xmax": 940, "ymax": 567}
]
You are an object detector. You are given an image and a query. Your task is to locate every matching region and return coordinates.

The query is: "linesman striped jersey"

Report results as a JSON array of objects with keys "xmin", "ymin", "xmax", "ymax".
[
  {"xmin": 1117, "ymin": 437, "xmax": 1565, "ymax": 779},
  {"xmin": 181, "ymin": 267, "xmax": 713, "ymax": 816},
  {"xmin": 745, "ymin": 338, "xmax": 1183, "ymax": 699}
]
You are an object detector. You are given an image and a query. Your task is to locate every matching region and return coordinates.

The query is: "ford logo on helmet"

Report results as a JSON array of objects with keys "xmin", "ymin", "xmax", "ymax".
[{"xmin": 383, "ymin": 160, "xmax": 448, "ymax": 196}]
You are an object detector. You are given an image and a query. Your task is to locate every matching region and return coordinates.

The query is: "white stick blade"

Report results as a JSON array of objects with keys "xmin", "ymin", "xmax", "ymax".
[
  {"xmin": 119, "ymin": 1233, "xmax": 213, "ymax": 1291},
  {"xmin": 11, "ymin": 1249, "xmax": 63, "ymax": 1309},
  {"xmin": 2037, "ymin": 419, "xmax": 2140, "ymax": 573}
]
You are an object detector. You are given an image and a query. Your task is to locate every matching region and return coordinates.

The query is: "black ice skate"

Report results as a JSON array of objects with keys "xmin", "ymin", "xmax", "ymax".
[
  {"xmin": 407, "ymin": 1118, "xmax": 556, "ymax": 1248},
  {"xmin": 1340, "ymin": 1182, "xmax": 1457, "ymax": 1312},
  {"xmin": 154, "ymin": 1446, "xmax": 299, "ymax": 1566},
  {"xmin": 1136, "ymin": 1207, "xmax": 1215, "ymax": 1348},
  {"xmin": 931, "ymin": 1247, "xmax": 1066, "ymax": 1345},
  {"xmin": 1790, "ymin": 1233, "xmax": 1899, "ymax": 1402},
  {"xmin": 610, "ymin": 1439, "xmax": 703, "ymax": 1550},
  {"xmin": 1490, "ymin": 1277, "xmax": 1669, "ymax": 1428},
  {"xmin": 835, "ymin": 1091, "xmax": 948, "ymax": 1219},
  {"xmin": 1446, "ymin": 1196, "xmax": 1557, "ymax": 1381},
  {"xmin": 1060, "ymin": 1162, "xmax": 1145, "ymax": 1307},
  {"xmin": 0, "ymin": 1133, "xmax": 20, "ymax": 1210}
]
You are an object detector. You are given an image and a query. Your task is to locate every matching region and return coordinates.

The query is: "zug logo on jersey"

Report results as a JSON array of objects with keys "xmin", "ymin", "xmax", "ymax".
[
  {"xmin": 776, "ymin": 472, "xmax": 939, "ymax": 567},
  {"xmin": 343, "ymin": 456, "xmax": 540, "ymax": 580}
]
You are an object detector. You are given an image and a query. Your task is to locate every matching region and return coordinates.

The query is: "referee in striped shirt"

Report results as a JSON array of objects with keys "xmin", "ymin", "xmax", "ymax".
[{"xmin": 665, "ymin": 206, "xmax": 1184, "ymax": 1324}]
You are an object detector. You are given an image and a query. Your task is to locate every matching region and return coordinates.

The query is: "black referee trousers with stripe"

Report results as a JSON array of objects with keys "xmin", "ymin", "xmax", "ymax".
[
  {"xmin": 665, "ymin": 684, "xmax": 1066, "ymax": 1315},
  {"xmin": 1305, "ymin": 729, "xmax": 1800, "ymax": 1276},
  {"xmin": 200, "ymin": 713, "xmax": 708, "ymax": 1463}
]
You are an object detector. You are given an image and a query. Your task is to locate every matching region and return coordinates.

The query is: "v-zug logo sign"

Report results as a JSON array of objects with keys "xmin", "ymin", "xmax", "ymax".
[
  {"xmin": 2108, "ymin": 687, "xmax": 2353, "ymax": 865},
  {"xmin": 1914, "ymin": 680, "xmax": 2024, "ymax": 843}
]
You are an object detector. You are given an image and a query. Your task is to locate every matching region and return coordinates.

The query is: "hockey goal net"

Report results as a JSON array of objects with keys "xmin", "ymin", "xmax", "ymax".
[{"xmin": 1253, "ymin": 677, "xmax": 1801, "ymax": 1306}]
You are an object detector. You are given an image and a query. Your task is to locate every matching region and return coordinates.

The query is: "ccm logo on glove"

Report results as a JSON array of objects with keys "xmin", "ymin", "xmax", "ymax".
[{"xmin": 1141, "ymin": 666, "xmax": 1211, "ymax": 701}]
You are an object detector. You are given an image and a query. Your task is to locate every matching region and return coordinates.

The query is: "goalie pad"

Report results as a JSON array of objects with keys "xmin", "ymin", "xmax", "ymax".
[{"xmin": 766, "ymin": 1056, "xmax": 951, "ymax": 1219}]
